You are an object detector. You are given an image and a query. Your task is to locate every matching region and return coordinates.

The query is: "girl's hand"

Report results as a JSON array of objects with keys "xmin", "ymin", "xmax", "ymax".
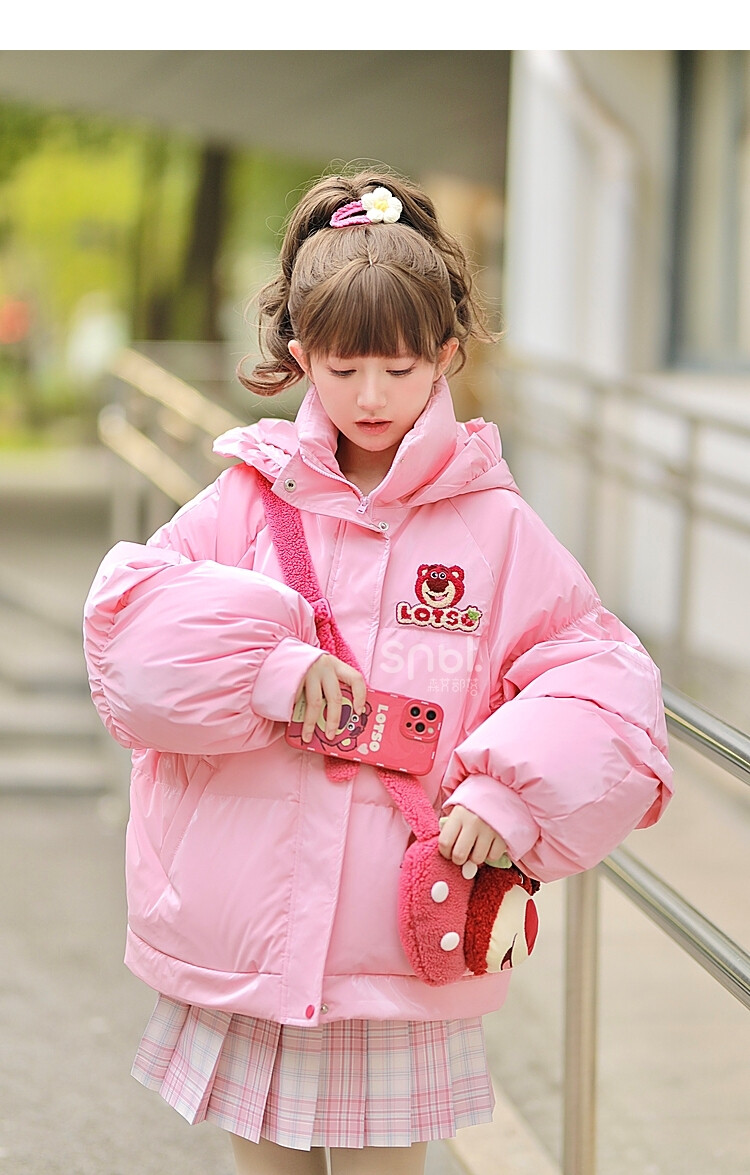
[
  {"xmin": 438, "ymin": 805, "xmax": 508, "ymax": 868},
  {"xmin": 296, "ymin": 654, "xmax": 367, "ymax": 744}
]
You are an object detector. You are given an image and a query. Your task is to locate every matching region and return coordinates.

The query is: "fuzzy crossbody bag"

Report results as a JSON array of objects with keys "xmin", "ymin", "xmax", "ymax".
[{"xmin": 256, "ymin": 471, "xmax": 539, "ymax": 985}]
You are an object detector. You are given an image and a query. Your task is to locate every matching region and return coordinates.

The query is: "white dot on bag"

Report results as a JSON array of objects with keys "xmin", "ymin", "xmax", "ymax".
[
  {"xmin": 431, "ymin": 881, "xmax": 449, "ymax": 903},
  {"xmin": 440, "ymin": 931, "xmax": 460, "ymax": 951},
  {"xmin": 462, "ymin": 861, "xmax": 478, "ymax": 879}
]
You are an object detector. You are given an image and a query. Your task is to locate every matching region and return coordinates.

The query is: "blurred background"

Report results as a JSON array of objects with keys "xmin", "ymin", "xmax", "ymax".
[{"xmin": 0, "ymin": 50, "xmax": 748, "ymax": 1175}]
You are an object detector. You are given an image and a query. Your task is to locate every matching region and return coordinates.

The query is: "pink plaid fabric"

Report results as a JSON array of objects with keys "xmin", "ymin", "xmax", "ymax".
[{"xmin": 132, "ymin": 996, "xmax": 495, "ymax": 1149}]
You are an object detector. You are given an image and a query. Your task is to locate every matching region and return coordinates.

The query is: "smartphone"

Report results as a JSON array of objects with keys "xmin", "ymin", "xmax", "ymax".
[{"xmin": 286, "ymin": 687, "xmax": 444, "ymax": 776}]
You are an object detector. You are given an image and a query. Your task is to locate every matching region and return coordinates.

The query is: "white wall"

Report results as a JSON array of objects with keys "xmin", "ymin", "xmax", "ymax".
[
  {"xmin": 503, "ymin": 51, "xmax": 638, "ymax": 374},
  {"xmin": 570, "ymin": 51, "xmax": 676, "ymax": 371},
  {"xmin": 497, "ymin": 51, "xmax": 750, "ymax": 704}
]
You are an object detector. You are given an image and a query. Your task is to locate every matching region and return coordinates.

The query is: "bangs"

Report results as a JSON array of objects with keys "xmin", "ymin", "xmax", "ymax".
[
  {"xmin": 296, "ymin": 265, "xmax": 450, "ymax": 360},
  {"xmin": 288, "ymin": 224, "xmax": 455, "ymax": 362}
]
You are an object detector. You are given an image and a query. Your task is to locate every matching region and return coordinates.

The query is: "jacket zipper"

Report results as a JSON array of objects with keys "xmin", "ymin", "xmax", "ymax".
[{"xmin": 299, "ymin": 451, "xmax": 371, "ymax": 517}]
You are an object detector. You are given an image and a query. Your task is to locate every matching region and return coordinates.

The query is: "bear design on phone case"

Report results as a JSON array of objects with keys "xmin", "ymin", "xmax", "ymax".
[{"xmin": 288, "ymin": 699, "xmax": 372, "ymax": 754}]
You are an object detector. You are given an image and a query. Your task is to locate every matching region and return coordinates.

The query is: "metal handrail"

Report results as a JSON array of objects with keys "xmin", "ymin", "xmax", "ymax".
[
  {"xmin": 109, "ymin": 347, "xmax": 241, "ymax": 438},
  {"xmin": 662, "ymin": 683, "xmax": 750, "ymax": 785},
  {"xmin": 601, "ymin": 848, "xmax": 750, "ymax": 1009},
  {"xmin": 98, "ymin": 404, "xmax": 204, "ymax": 505},
  {"xmin": 495, "ymin": 358, "xmax": 750, "ymax": 530},
  {"xmin": 496, "ymin": 347, "xmax": 750, "ymax": 440}
]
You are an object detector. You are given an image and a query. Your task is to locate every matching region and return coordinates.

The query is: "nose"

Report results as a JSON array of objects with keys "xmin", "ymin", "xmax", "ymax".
[{"xmin": 356, "ymin": 372, "xmax": 388, "ymax": 414}]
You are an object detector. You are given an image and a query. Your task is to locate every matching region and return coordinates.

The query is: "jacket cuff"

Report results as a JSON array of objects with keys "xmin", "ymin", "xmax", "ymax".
[
  {"xmin": 442, "ymin": 774, "xmax": 540, "ymax": 861},
  {"xmin": 252, "ymin": 638, "xmax": 324, "ymax": 723}
]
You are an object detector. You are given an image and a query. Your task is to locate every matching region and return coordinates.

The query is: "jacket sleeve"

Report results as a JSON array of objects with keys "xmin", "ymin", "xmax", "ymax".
[
  {"xmin": 82, "ymin": 472, "xmax": 324, "ymax": 755},
  {"xmin": 441, "ymin": 502, "xmax": 673, "ymax": 884}
]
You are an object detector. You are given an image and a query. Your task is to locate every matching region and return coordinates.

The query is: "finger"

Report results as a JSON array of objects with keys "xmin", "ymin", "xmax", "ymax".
[
  {"xmin": 314, "ymin": 658, "xmax": 346, "ymax": 739},
  {"xmin": 438, "ymin": 812, "xmax": 460, "ymax": 859},
  {"xmin": 487, "ymin": 835, "xmax": 508, "ymax": 863},
  {"xmin": 355, "ymin": 676, "xmax": 368, "ymax": 716},
  {"xmin": 301, "ymin": 676, "xmax": 323, "ymax": 743},
  {"xmin": 334, "ymin": 662, "xmax": 367, "ymax": 715},
  {"xmin": 349, "ymin": 673, "xmax": 368, "ymax": 717},
  {"xmin": 451, "ymin": 827, "xmax": 478, "ymax": 867},
  {"xmin": 469, "ymin": 831, "xmax": 494, "ymax": 866},
  {"xmin": 321, "ymin": 674, "xmax": 344, "ymax": 739}
]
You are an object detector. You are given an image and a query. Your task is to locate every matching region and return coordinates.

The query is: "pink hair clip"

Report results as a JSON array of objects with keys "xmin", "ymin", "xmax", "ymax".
[{"xmin": 330, "ymin": 186, "xmax": 403, "ymax": 228}]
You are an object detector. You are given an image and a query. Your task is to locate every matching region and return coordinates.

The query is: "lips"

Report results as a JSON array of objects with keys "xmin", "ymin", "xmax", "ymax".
[{"xmin": 355, "ymin": 421, "xmax": 392, "ymax": 434}]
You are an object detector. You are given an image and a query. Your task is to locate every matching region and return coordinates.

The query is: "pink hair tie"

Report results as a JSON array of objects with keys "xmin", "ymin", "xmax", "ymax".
[
  {"xmin": 329, "ymin": 186, "xmax": 403, "ymax": 228},
  {"xmin": 330, "ymin": 200, "xmax": 370, "ymax": 227}
]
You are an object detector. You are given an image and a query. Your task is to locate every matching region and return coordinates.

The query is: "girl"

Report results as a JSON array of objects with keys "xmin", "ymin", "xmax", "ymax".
[{"xmin": 83, "ymin": 170, "xmax": 673, "ymax": 1175}]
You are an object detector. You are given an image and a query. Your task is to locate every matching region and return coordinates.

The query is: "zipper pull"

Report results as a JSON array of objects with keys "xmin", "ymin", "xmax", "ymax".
[{"xmin": 356, "ymin": 495, "xmax": 370, "ymax": 515}]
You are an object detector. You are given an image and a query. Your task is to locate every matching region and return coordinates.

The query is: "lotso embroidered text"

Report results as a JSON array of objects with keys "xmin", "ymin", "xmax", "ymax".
[{"xmin": 396, "ymin": 564, "xmax": 482, "ymax": 633}]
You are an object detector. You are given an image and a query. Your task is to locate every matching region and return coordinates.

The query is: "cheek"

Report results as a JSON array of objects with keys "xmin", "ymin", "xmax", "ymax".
[
  {"xmin": 316, "ymin": 384, "xmax": 349, "ymax": 421},
  {"xmin": 403, "ymin": 383, "xmax": 434, "ymax": 420}
]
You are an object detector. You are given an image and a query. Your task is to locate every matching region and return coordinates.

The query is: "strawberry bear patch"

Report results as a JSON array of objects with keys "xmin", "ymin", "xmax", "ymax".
[{"xmin": 396, "ymin": 564, "xmax": 482, "ymax": 633}]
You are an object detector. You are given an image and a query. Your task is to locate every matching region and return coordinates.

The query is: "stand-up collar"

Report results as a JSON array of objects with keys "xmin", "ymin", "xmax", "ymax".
[
  {"xmin": 214, "ymin": 375, "xmax": 518, "ymax": 510},
  {"xmin": 295, "ymin": 376, "xmax": 459, "ymax": 505}
]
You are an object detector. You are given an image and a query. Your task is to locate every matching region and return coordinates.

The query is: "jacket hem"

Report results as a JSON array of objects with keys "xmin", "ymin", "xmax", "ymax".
[{"xmin": 125, "ymin": 927, "xmax": 512, "ymax": 1026}]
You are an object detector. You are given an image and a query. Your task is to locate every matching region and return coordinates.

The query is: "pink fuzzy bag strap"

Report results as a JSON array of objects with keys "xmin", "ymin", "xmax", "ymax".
[
  {"xmin": 254, "ymin": 471, "xmax": 358, "ymax": 669},
  {"xmin": 255, "ymin": 470, "xmax": 439, "ymax": 841}
]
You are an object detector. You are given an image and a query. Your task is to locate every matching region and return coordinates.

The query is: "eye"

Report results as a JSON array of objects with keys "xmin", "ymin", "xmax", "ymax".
[
  {"xmin": 439, "ymin": 571, "xmax": 446, "ymax": 579},
  {"xmin": 387, "ymin": 366, "xmax": 415, "ymax": 377},
  {"xmin": 329, "ymin": 368, "xmax": 355, "ymax": 378}
]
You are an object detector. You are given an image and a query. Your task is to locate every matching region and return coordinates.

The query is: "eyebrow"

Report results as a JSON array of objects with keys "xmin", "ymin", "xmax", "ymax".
[{"xmin": 327, "ymin": 356, "xmax": 415, "ymax": 364}]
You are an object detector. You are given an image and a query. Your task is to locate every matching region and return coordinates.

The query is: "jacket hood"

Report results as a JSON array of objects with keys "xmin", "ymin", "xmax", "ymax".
[{"xmin": 214, "ymin": 376, "xmax": 519, "ymax": 508}]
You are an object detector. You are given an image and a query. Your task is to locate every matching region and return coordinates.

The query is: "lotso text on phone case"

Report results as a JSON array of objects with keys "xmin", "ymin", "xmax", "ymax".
[{"xmin": 286, "ymin": 688, "xmax": 444, "ymax": 776}]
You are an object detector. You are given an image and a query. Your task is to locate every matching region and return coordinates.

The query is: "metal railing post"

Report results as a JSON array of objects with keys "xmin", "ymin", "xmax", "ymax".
[
  {"xmin": 109, "ymin": 440, "xmax": 143, "ymax": 544},
  {"xmin": 563, "ymin": 869, "xmax": 600, "ymax": 1175},
  {"xmin": 674, "ymin": 417, "xmax": 700, "ymax": 687}
]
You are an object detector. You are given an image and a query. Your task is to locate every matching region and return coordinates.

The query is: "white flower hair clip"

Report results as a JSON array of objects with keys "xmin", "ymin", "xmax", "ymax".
[{"xmin": 330, "ymin": 186, "xmax": 403, "ymax": 228}]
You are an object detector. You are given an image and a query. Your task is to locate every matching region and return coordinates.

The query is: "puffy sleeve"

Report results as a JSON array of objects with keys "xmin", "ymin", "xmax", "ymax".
[
  {"xmin": 440, "ymin": 501, "xmax": 673, "ymax": 884},
  {"xmin": 82, "ymin": 470, "xmax": 323, "ymax": 755}
]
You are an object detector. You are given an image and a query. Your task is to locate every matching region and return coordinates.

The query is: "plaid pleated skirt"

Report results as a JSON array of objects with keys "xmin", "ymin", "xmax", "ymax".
[{"xmin": 132, "ymin": 995, "xmax": 495, "ymax": 1150}]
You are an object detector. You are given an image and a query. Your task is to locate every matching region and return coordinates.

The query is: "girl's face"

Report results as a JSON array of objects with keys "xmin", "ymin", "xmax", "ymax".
[{"xmin": 288, "ymin": 340, "xmax": 459, "ymax": 460}]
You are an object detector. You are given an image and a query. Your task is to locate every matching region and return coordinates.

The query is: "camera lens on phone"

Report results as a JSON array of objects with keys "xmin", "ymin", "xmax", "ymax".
[
  {"xmin": 410, "ymin": 706, "xmax": 420, "ymax": 717},
  {"xmin": 415, "ymin": 721, "xmax": 426, "ymax": 733},
  {"xmin": 426, "ymin": 709, "xmax": 437, "ymax": 721}
]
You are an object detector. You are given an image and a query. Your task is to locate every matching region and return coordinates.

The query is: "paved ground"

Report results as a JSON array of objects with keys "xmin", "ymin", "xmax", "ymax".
[
  {"xmin": 0, "ymin": 791, "xmax": 468, "ymax": 1175},
  {"xmin": 1, "ymin": 446, "xmax": 749, "ymax": 1174}
]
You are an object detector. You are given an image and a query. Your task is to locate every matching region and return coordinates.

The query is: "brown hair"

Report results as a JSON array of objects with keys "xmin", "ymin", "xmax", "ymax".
[{"xmin": 237, "ymin": 168, "xmax": 495, "ymax": 396}]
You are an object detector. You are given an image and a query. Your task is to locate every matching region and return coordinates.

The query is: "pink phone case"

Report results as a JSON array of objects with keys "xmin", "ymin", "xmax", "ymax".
[{"xmin": 286, "ymin": 687, "xmax": 444, "ymax": 776}]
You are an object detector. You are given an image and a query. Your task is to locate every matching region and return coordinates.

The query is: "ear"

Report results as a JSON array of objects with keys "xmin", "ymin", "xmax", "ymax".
[
  {"xmin": 288, "ymin": 339, "xmax": 310, "ymax": 376},
  {"xmin": 435, "ymin": 337, "xmax": 460, "ymax": 379}
]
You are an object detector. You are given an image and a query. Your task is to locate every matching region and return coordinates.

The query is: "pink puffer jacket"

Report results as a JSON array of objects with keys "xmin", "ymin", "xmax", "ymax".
[{"xmin": 83, "ymin": 378, "xmax": 673, "ymax": 1026}]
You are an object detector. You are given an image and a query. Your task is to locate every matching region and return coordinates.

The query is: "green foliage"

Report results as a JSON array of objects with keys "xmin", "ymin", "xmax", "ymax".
[
  {"xmin": 0, "ymin": 104, "xmax": 49, "ymax": 184},
  {"xmin": 0, "ymin": 97, "xmax": 325, "ymax": 447}
]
